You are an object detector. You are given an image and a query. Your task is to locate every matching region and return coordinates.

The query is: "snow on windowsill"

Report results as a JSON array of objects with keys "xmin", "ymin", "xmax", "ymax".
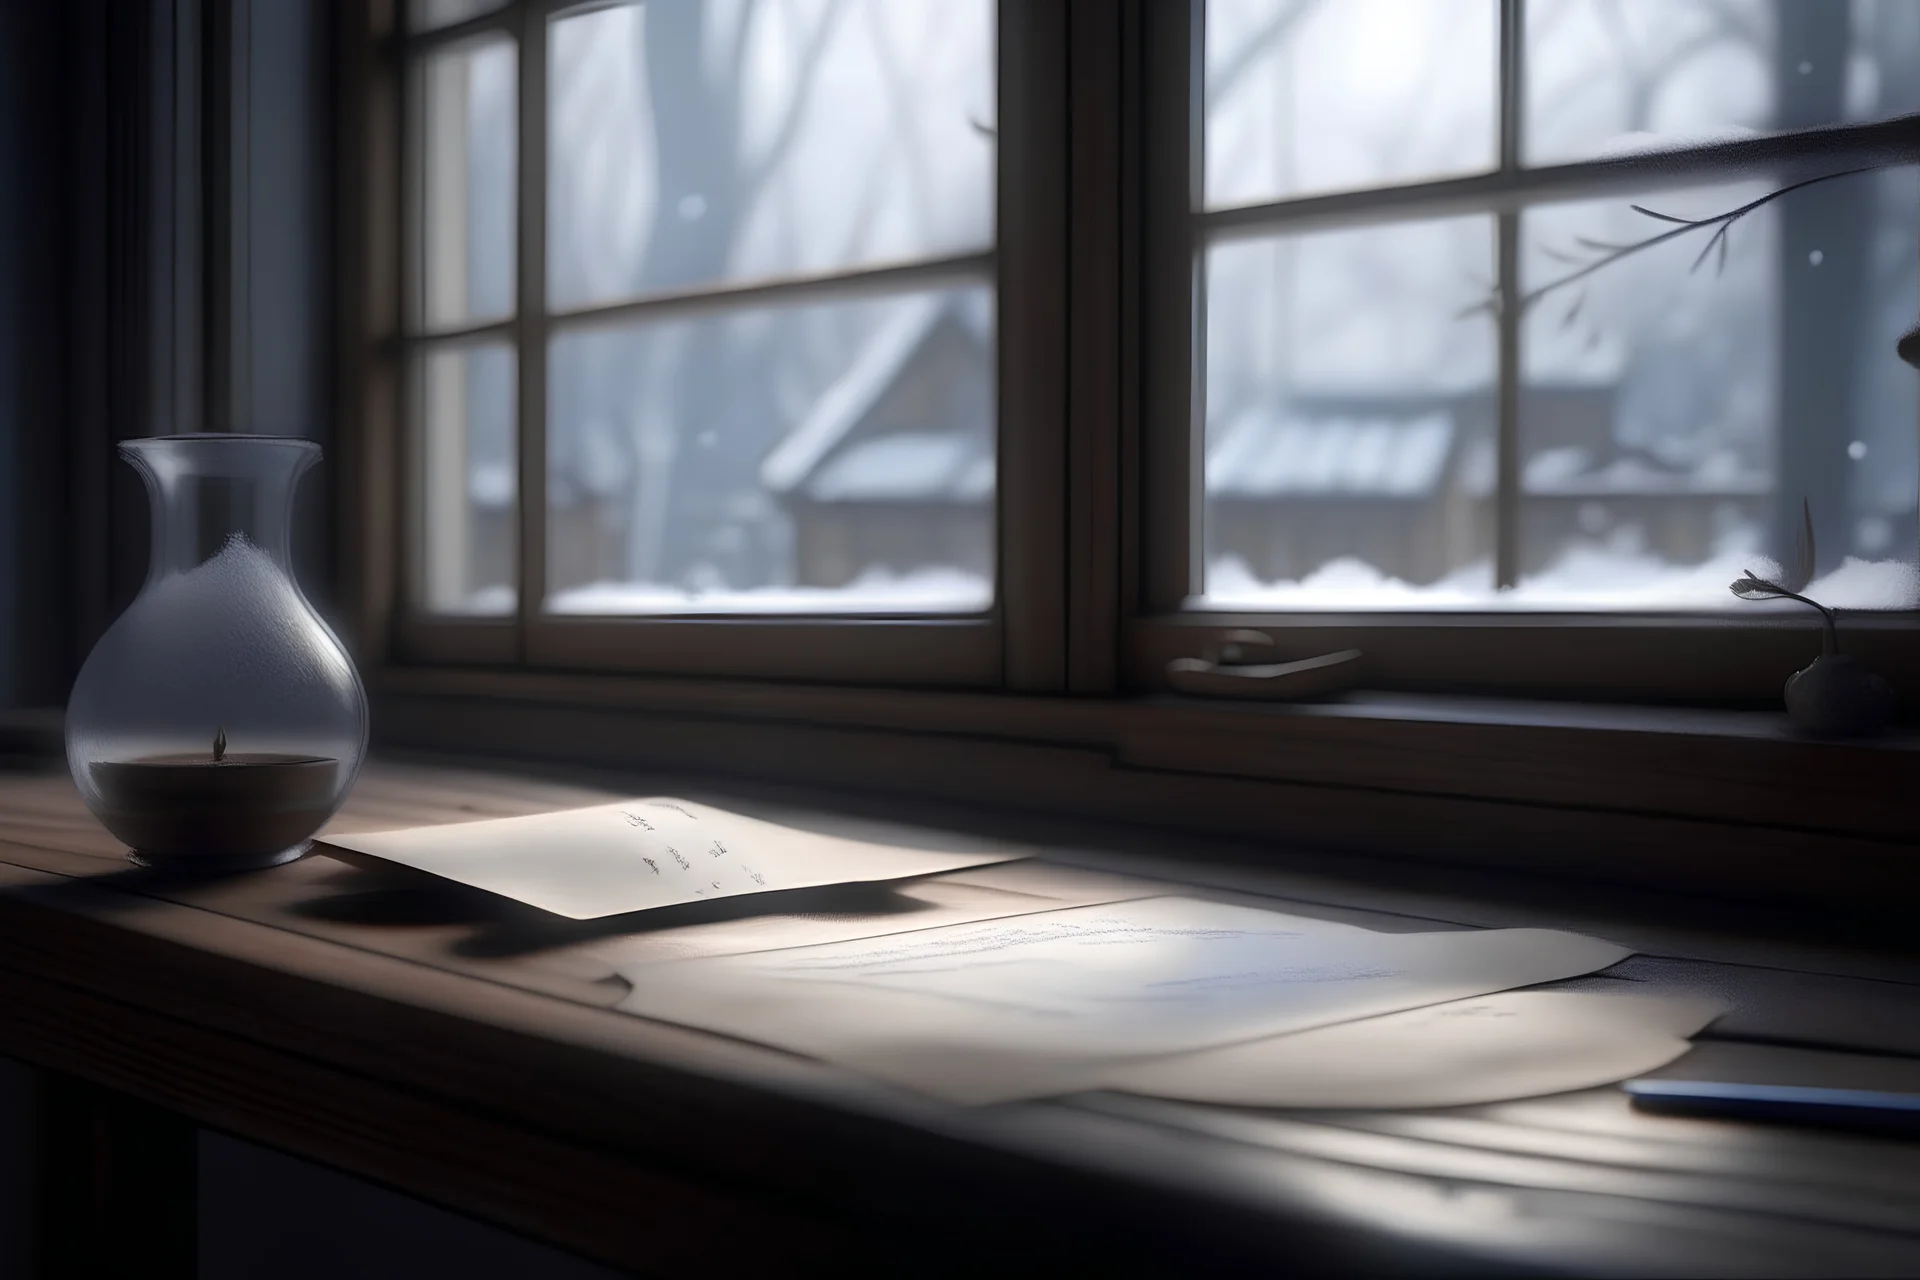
[
  {"xmin": 1201, "ymin": 550, "xmax": 1920, "ymax": 613},
  {"xmin": 544, "ymin": 567, "xmax": 993, "ymax": 615}
]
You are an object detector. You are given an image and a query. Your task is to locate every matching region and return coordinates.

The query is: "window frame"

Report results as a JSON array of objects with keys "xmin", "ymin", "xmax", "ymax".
[
  {"xmin": 368, "ymin": 0, "xmax": 1069, "ymax": 688},
  {"xmin": 1128, "ymin": 0, "xmax": 1920, "ymax": 703},
  {"xmin": 349, "ymin": 0, "xmax": 1920, "ymax": 710}
]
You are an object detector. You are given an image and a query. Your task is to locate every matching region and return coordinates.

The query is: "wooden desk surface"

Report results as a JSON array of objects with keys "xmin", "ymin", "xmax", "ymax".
[{"xmin": 1, "ymin": 759, "xmax": 1918, "ymax": 1276}]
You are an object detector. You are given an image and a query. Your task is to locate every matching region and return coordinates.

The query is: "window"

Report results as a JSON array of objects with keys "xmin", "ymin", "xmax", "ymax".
[
  {"xmin": 394, "ymin": 0, "xmax": 1056, "ymax": 682},
  {"xmin": 1134, "ymin": 0, "xmax": 1920, "ymax": 697},
  {"xmin": 374, "ymin": 0, "xmax": 1920, "ymax": 703}
]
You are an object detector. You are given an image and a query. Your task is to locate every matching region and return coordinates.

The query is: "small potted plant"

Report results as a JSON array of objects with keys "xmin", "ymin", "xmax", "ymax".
[{"xmin": 1728, "ymin": 503, "xmax": 1894, "ymax": 737}]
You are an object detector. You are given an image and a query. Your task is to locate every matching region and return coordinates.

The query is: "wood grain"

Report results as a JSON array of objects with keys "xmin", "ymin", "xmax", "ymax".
[{"xmin": 3, "ymin": 761, "xmax": 1920, "ymax": 1275}]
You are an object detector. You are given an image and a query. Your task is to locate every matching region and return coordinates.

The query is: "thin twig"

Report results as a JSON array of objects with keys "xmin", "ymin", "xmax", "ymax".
[
  {"xmin": 1731, "ymin": 571, "xmax": 1838, "ymax": 654},
  {"xmin": 1486, "ymin": 166, "xmax": 1878, "ymax": 317}
]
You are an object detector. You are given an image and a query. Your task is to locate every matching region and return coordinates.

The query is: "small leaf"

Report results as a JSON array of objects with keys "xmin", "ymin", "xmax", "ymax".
[
  {"xmin": 1560, "ymin": 293, "xmax": 1585, "ymax": 330},
  {"xmin": 213, "ymin": 726, "xmax": 227, "ymax": 763},
  {"xmin": 968, "ymin": 116, "xmax": 997, "ymax": 140},
  {"xmin": 1630, "ymin": 204, "xmax": 1697, "ymax": 225},
  {"xmin": 1730, "ymin": 571, "xmax": 1788, "ymax": 600},
  {"xmin": 1575, "ymin": 235, "xmax": 1633, "ymax": 252},
  {"xmin": 1792, "ymin": 496, "xmax": 1816, "ymax": 592},
  {"xmin": 1716, "ymin": 226, "xmax": 1730, "ymax": 275}
]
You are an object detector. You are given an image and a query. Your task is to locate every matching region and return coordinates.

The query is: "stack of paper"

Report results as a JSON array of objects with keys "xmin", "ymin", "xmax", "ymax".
[
  {"xmin": 319, "ymin": 800, "xmax": 1720, "ymax": 1107},
  {"xmin": 609, "ymin": 895, "xmax": 1717, "ymax": 1104}
]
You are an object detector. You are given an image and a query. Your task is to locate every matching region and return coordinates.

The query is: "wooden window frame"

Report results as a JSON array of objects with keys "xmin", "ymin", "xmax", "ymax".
[
  {"xmin": 337, "ymin": 0, "xmax": 1920, "ymax": 734},
  {"xmin": 353, "ymin": 0, "xmax": 1069, "ymax": 689},
  {"xmin": 1127, "ymin": 0, "xmax": 1920, "ymax": 705}
]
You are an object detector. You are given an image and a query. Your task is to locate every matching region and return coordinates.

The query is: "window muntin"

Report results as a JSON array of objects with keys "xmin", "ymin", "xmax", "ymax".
[
  {"xmin": 404, "ymin": 0, "xmax": 998, "ymax": 625},
  {"xmin": 1195, "ymin": 0, "xmax": 1920, "ymax": 613}
]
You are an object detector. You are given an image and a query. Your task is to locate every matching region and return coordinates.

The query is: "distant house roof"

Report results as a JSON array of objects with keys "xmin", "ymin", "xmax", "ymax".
[
  {"xmin": 769, "ymin": 327, "xmax": 1764, "ymax": 509},
  {"xmin": 807, "ymin": 431, "xmax": 994, "ymax": 502},
  {"xmin": 1206, "ymin": 407, "xmax": 1456, "ymax": 498},
  {"xmin": 1520, "ymin": 445, "xmax": 1769, "ymax": 497},
  {"xmin": 761, "ymin": 292, "xmax": 991, "ymax": 503}
]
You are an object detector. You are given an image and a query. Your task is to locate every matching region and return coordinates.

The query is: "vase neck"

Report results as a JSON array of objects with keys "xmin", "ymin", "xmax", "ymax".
[{"xmin": 120, "ymin": 435, "xmax": 320, "ymax": 584}]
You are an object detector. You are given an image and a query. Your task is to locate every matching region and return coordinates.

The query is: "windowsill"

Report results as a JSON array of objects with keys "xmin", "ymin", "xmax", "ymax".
[
  {"xmin": 370, "ymin": 665, "xmax": 1920, "ymax": 911},
  {"xmin": 1145, "ymin": 685, "xmax": 1920, "ymax": 747}
]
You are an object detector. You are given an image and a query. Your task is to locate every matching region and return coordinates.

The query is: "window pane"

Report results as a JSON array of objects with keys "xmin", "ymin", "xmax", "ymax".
[
  {"xmin": 1527, "ymin": 0, "xmax": 1920, "ymax": 165},
  {"xmin": 1205, "ymin": 0, "xmax": 1497, "ymax": 210},
  {"xmin": 409, "ymin": 0, "xmax": 509, "ymax": 35},
  {"xmin": 548, "ymin": 0, "xmax": 995, "ymax": 310},
  {"xmin": 1518, "ymin": 172, "xmax": 1920, "ymax": 609},
  {"xmin": 546, "ymin": 286, "xmax": 994, "ymax": 613},
  {"xmin": 415, "ymin": 342, "xmax": 517, "ymax": 615},
  {"xmin": 1200, "ymin": 219, "xmax": 1499, "ymax": 606},
  {"xmin": 415, "ymin": 36, "xmax": 516, "ymax": 331}
]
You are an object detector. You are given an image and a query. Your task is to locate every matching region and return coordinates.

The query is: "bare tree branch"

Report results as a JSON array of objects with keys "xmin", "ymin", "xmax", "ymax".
[
  {"xmin": 1207, "ymin": 0, "xmax": 1323, "ymax": 107},
  {"xmin": 1698, "ymin": 0, "xmax": 1766, "ymax": 51},
  {"xmin": 1467, "ymin": 165, "xmax": 1878, "ymax": 318},
  {"xmin": 1628, "ymin": 27, "xmax": 1740, "ymax": 128},
  {"xmin": 730, "ymin": 0, "xmax": 763, "ymax": 87},
  {"xmin": 744, "ymin": 0, "xmax": 846, "ymax": 197},
  {"xmin": 853, "ymin": 0, "xmax": 933, "ymax": 251}
]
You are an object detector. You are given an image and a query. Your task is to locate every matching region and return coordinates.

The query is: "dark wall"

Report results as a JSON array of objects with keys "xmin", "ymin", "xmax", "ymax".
[
  {"xmin": 0, "ymin": 1057, "xmax": 33, "ymax": 1276},
  {"xmin": 200, "ymin": 1135, "xmax": 625, "ymax": 1280},
  {"xmin": 0, "ymin": 0, "xmax": 69, "ymax": 709},
  {"xmin": 237, "ymin": 0, "xmax": 335, "ymax": 616},
  {"xmin": 0, "ymin": 0, "xmax": 339, "ymax": 710}
]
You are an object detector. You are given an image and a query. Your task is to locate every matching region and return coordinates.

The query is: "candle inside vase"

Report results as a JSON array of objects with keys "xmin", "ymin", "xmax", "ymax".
[{"xmin": 89, "ymin": 728, "xmax": 339, "ymax": 864}]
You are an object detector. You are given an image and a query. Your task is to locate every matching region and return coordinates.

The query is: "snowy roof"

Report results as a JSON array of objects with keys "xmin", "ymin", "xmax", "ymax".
[
  {"xmin": 1207, "ymin": 407, "xmax": 1456, "ymax": 498},
  {"xmin": 1521, "ymin": 446, "xmax": 1770, "ymax": 497},
  {"xmin": 806, "ymin": 430, "xmax": 993, "ymax": 502},
  {"xmin": 761, "ymin": 292, "xmax": 989, "ymax": 497}
]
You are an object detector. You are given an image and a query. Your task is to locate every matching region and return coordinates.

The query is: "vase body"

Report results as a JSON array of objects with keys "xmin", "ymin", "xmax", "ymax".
[{"xmin": 66, "ymin": 434, "xmax": 368, "ymax": 869}]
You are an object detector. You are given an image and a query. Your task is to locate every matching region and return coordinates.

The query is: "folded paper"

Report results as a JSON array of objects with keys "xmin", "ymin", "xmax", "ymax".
[{"xmin": 316, "ymin": 798, "xmax": 1022, "ymax": 920}]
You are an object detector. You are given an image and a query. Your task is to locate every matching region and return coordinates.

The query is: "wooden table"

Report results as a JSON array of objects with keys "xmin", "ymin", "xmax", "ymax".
[{"xmin": 3, "ymin": 758, "xmax": 1919, "ymax": 1276}]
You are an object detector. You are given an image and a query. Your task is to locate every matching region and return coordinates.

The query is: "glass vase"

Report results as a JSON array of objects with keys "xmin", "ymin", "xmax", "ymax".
[{"xmin": 65, "ymin": 434, "xmax": 369, "ymax": 870}]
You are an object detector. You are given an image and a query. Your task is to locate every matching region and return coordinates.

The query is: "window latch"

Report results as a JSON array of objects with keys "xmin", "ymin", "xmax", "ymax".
[{"xmin": 1166, "ymin": 630, "xmax": 1363, "ymax": 701}]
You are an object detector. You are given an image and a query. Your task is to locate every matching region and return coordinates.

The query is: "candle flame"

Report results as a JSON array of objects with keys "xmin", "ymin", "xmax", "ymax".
[{"xmin": 214, "ymin": 726, "xmax": 227, "ymax": 763}]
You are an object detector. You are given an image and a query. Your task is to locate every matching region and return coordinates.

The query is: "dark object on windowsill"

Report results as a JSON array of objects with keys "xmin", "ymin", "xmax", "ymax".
[
  {"xmin": 1783, "ymin": 653, "xmax": 1895, "ymax": 739},
  {"xmin": 1730, "ymin": 567, "xmax": 1894, "ymax": 740},
  {"xmin": 1166, "ymin": 629, "xmax": 1364, "ymax": 701}
]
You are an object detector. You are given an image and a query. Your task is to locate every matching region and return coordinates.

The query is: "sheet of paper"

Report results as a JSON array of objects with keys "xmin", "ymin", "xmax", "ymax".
[
  {"xmin": 615, "ymin": 896, "xmax": 1631, "ymax": 1103},
  {"xmin": 591, "ymin": 874, "xmax": 1154, "ymax": 969},
  {"xmin": 1104, "ymin": 990, "xmax": 1723, "ymax": 1109},
  {"xmin": 315, "ymin": 798, "xmax": 1022, "ymax": 920}
]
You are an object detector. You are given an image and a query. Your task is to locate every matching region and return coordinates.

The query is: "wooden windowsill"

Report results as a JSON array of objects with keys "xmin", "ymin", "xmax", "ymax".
[
  {"xmin": 369, "ymin": 665, "xmax": 1920, "ymax": 912},
  {"xmin": 2, "ymin": 759, "xmax": 1919, "ymax": 1275}
]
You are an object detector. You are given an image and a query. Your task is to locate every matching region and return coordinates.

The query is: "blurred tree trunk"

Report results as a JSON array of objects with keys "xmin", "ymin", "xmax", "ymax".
[
  {"xmin": 613, "ymin": 0, "xmax": 746, "ymax": 587},
  {"xmin": 573, "ymin": 0, "xmax": 834, "ymax": 591},
  {"xmin": 1772, "ymin": 0, "xmax": 1867, "ymax": 580}
]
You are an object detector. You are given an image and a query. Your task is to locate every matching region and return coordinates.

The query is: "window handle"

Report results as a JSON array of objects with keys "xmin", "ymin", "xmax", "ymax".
[{"xmin": 1167, "ymin": 631, "xmax": 1363, "ymax": 701}]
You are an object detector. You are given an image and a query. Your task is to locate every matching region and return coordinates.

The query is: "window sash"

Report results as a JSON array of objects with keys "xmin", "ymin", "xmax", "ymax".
[
  {"xmin": 380, "ymin": 0, "xmax": 1068, "ymax": 688},
  {"xmin": 1130, "ymin": 0, "xmax": 1920, "ymax": 698}
]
